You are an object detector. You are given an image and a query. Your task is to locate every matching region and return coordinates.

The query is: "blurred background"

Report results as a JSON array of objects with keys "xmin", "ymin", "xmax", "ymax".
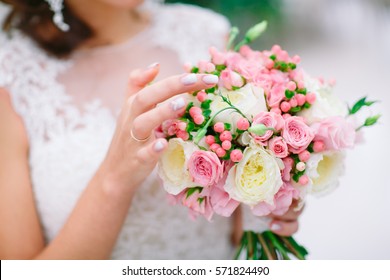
[{"xmin": 167, "ymin": 0, "xmax": 390, "ymax": 260}]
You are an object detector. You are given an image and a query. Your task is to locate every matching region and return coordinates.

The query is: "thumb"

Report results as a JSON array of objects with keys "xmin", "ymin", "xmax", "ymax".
[{"xmin": 127, "ymin": 62, "xmax": 160, "ymax": 98}]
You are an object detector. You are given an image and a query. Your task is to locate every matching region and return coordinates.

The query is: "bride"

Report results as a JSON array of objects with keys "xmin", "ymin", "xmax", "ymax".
[{"xmin": 0, "ymin": 0, "xmax": 301, "ymax": 259}]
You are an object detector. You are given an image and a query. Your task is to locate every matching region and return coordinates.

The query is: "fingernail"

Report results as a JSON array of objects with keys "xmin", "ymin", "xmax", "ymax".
[
  {"xmin": 202, "ymin": 74, "xmax": 219, "ymax": 85},
  {"xmin": 147, "ymin": 62, "xmax": 159, "ymax": 69},
  {"xmin": 154, "ymin": 140, "xmax": 165, "ymax": 152},
  {"xmin": 170, "ymin": 97, "xmax": 186, "ymax": 111},
  {"xmin": 270, "ymin": 223, "xmax": 282, "ymax": 232},
  {"xmin": 181, "ymin": 74, "xmax": 197, "ymax": 85}
]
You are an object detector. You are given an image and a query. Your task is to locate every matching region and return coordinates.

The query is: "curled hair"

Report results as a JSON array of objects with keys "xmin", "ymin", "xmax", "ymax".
[{"xmin": 1, "ymin": 0, "xmax": 93, "ymax": 57}]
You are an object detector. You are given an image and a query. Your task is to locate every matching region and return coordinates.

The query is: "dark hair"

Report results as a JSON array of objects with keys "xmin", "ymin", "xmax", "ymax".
[{"xmin": 1, "ymin": 0, "xmax": 93, "ymax": 57}]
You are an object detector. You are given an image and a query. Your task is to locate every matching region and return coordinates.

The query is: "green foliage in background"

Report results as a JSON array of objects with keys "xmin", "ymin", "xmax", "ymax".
[{"xmin": 165, "ymin": 0, "xmax": 284, "ymax": 47}]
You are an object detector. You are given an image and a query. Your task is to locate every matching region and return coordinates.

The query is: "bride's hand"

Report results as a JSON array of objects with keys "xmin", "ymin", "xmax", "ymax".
[
  {"xmin": 98, "ymin": 64, "xmax": 219, "ymax": 193},
  {"xmin": 269, "ymin": 200, "xmax": 304, "ymax": 236}
]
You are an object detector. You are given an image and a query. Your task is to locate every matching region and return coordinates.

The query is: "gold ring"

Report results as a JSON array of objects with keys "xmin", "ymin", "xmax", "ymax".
[{"xmin": 130, "ymin": 128, "xmax": 151, "ymax": 143}]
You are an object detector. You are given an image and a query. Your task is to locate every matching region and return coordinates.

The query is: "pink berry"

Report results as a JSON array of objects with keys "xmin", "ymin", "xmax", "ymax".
[
  {"xmin": 222, "ymin": 140, "xmax": 232, "ymax": 150},
  {"xmin": 306, "ymin": 92, "xmax": 317, "ymax": 104},
  {"xmin": 296, "ymin": 162, "xmax": 306, "ymax": 172},
  {"xmin": 193, "ymin": 114, "xmax": 205, "ymax": 125},
  {"xmin": 280, "ymin": 101, "xmax": 291, "ymax": 113},
  {"xmin": 197, "ymin": 91, "xmax": 207, "ymax": 102},
  {"xmin": 265, "ymin": 59, "xmax": 274, "ymax": 69},
  {"xmin": 298, "ymin": 150, "xmax": 311, "ymax": 162},
  {"xmin": 213, "ymin": 122, "xmax": 225, "ymax": 133},
  {"xmin": 298, "ymin": 175, "xmax": 309, "ymax": 185},
  {"xmin": 210, "ymin": 143, "xmax": 220, "ymax": 152},
  {"xmin": 270, "ymin": 107, "xmax": 282, "ymax": 115},
  {"xmin": 271, "ymin": 44, "xmax": 282, "ymax": 54},
  {"xmin": 291, "ymin": 55, "xmax": 301, "ymax": 64},
  {"xmin": 289, "ymin": 97, "xmax": 298, "ymax": 108},
  {"xmin": 178, "ymin": 122, "xmax": 187, "ymax": 131},
  {"xmin": 237, "ymin": 118, "xmax": 250, "ymax": 131},
  {"xmin": 205, "ymin": 62, "xmax": 216, "ymax": 73},
  {"xmin": 176, "ymin": 130, "xmax": 189, "ymax": 141},
  {"xmin": 216, "ymin": 148, "xmax": 227, "ymax": 158},
  {"xmin": 296, "ymin": 94, "xmax": 306, "ymax": 106},
  {"xmin": 286, "ymin": 81, "xmax": 297, "ymax": 91},
  {"xmin": 297, "ymin": 81, "xmax": 305, "ymax": 89},
  {"xmin": 219, "ymin": 131, "xmax": 232, "ymax": 142},
  {"xmin": 189, "ymin": 107, "xmax": 202, "ymax": 118},
  {"xmin": 282, "ymin": 113, "xmax": 291, "ymax": 119},
  {"xmin": 205, "ymin": 135, "xmax": 215, "ymax": 145},
  {"xmin": 230, "ymin": 149, "xmax": 243, "ymax": 162},
  {"xmin": 313, "ymin": 140, "xmax": 325, "ymax": 153}
]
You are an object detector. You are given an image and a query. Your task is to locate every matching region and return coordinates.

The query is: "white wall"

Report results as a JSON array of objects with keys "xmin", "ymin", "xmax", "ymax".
[{"xmin": 281, "ymin": 0, "xmax": 390, "ymax": 259}]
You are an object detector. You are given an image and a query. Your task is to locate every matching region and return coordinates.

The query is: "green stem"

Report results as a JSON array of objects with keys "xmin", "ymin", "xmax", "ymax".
[
  {"xmin": 279, "ymin": 236, "xmax": 305, "ymax": 260},
  {"xmin": 264, "ymin": 231, "xmax": 290, "ymax": 260},
  {"xmin": 234, "ymin": 37, "xmax": 249, "ymax": 52},
  {"xmin": 246, "ymin": 231, "xmax": 254, "ymax": 260},
  {"xmin": 257, "ymin": 233, "xmax": 276, "ymax": 260},
  {"xmin": 234, "ymin": 233, "xmax": 247, "ymax": 260}
]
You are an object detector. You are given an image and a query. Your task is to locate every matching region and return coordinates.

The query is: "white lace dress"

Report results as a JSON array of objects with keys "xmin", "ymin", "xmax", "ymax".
[{"xmin": 0, "ymin": 3, "xmax": 234, "ymax": 259}]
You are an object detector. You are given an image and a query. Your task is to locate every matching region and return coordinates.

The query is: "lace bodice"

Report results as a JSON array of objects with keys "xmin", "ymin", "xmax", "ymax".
[{"xmin": 0, "ymin": 3, "xmax": 233, "ymax": 259}]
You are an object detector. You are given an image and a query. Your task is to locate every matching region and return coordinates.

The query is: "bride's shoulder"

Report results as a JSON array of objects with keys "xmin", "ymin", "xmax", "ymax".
[{"xmin": 152, "ymin": 3, "xmax": 231, "ymax": 63}]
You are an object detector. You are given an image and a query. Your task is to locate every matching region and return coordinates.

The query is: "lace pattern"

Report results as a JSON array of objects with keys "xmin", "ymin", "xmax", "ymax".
[{"xmin": 0, "ymin": 3, "xmax": 233, "ymax": 259}]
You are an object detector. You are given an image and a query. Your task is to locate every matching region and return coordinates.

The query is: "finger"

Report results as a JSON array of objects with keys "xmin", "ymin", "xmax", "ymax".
[
  {"xmin": 127, "ymin": 63, "xmax": 160, "ymax": 98},
  {"xmin": 269, "ymin": 220, "xmax": 299, "ymax": 237},
  {"xmin": 130, "ymin": 73, "xmax": 218, "ymax": 117},
  {"xmin": 136, "ymin": 138, "xmax": 168, "ymax": 165},
  {"xmin": 269, "ymin": 207, "xmax": 303, "ymax": 222},
  {"xmin": 132, "ymin": 96, "xmax": 187, "ymax": 140}
]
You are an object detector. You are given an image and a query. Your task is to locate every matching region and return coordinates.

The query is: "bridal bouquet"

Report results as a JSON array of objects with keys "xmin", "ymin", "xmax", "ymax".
[{"xmin": 156, "ymin": 22, "xmax": 380, "ymax": 259}]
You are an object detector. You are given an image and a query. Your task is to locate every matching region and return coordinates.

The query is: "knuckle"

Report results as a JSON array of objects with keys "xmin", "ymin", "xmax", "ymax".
[{"xmin": 133, "ymin": 93, "xmax": 148, "ymax": 109}]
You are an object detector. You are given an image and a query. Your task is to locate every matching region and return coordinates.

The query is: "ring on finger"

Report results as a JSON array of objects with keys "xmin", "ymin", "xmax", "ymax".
[{"xmin": 130, "ymin": 128, "xmax": 151, "ymax": 143}]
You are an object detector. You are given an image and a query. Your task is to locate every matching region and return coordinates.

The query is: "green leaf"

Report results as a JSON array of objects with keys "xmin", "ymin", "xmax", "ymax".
[
  {"xmin": 201, "ymin": 99, "xmax": 212, "ymax": 110},
  {"xmin": 186, "ymin": 121, "xmax": 195, "ymax": 133},
  {"xmin": 224, "ymin": 123, "xmax": 232, "ymax": 131},
  {"xmin": 190, "ymin": 67, "xmax": 199, "ymax": 73},
  {"xmin": 269, "ymin": 54, "xmax": 276, "ymax": 61},
  {"xmin": 290, "ymin": 106, "xmax": 302, "ymax": 113},
  {"xmin": 349, "ymin": 96, "xmax": 378, "ymax": 115},
  {"xmin": 202, "ymin": 109, "xmax": 212, "ymax": 118},
  {"xmin": 285, "ymin": 90, "xmax": 295, "ymax": 99},
  {"xmin": 216, "ymin": 65, "xmax": 227, "ymax": 72},
  {"xmin": 364, "ymin": 114, "xmax": 381, "ymax": 127},
  {"xmin": 303, "ymin": 102, "xmax": 311, "ymax": 109},
  {"xmin": 205, "ymin": 87, "xmax": 215, "ymax": 94},
  {"xmin": 186, "ymin": 187, "xmax": 202, "ymax": 199}
]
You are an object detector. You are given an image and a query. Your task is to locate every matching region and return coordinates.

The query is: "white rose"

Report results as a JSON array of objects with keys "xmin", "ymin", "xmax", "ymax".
[
  {"xmin": 210, "ymin": 83, "xmax": 267, "ymax": 129},
  {"xmin": 299, "ymin": 76, "xmax": 347, "ymax": 125},
  {"xmin": 158, "ymin": 138, "xmax": 198, "ymax": 195},
  {"xmin": 305, "ymin": 151, "xmax": 345, "ymax": 195},
  {"xmin": 224, "ymin": 143, "xmax": 283, "ymax": 206}
]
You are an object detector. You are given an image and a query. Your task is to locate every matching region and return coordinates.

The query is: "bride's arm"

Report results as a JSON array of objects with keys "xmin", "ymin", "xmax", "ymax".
[{"xmin": 0, "ymin": 67, "xmax": 219, "ymax": 259}]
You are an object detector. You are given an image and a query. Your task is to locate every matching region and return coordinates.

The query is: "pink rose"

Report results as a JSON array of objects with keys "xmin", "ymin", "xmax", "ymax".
[
  {"xmin": 251, "ymin": 183, "xmax": 299, "ymax": 216},
  {"xmin": 161, "ymin": 119, "xmax": 187, "ymax": 136},
  {"xmin": 188, "ymin": 150, "xmax": 223, "ymax": 187},
  {"xmin": 282, "ymin": 157, "xmax": 294, "ymax": 181},
  {"xmin": 168, "ymin": 189, "xmax": 214, "ymax": 221},
  {"xmin": 209, "ymin": 161, "xmax": 240, "ymax": 217},
  {"xmin": 312, "ymin": 116, "xmax": 356, "ymax": 150},
  {"xmin": 265, "ymin": 84, "xmax": 284, "ymax": 108},
  {"xmin": 219, "ymin": 68, "xmax": 244, "ymax": 90},
  {"xmin": 268, "ymin": 136, "xmax": 289, "ymax": 158},
  {"xmin": 251, "ymin": 112, "xmax": 285, "ymax": 144},
  {"xmin": 271, "ymin": 183, "xmax": 299, "ymax": 216},
  {"xmin": 282, "ymin": 116, "xmax": 314, "ymax": 154}
]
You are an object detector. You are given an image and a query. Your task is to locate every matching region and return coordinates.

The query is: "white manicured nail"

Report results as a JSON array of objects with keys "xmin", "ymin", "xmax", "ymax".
[
  {"xmin": 147, "ymin": 62, "xmax": 159, "ymax": 69},
  {"xmin": 202, "ymin": 74, "xmax": 219, "ymax": 85},
  {"xmin": 170, "ymin": 97, "xmax": 186, "ymax": 111},
  {"xmin": 181, "ymin": 74, "xmax": 197, "ymax": 85},
  {"xmin": 270, "ymin": 223, "xmax": 282, "ymax": 231},
  {"xmin": 154, "ymin": 140, "xmax": 165, "ymax": 152}
]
